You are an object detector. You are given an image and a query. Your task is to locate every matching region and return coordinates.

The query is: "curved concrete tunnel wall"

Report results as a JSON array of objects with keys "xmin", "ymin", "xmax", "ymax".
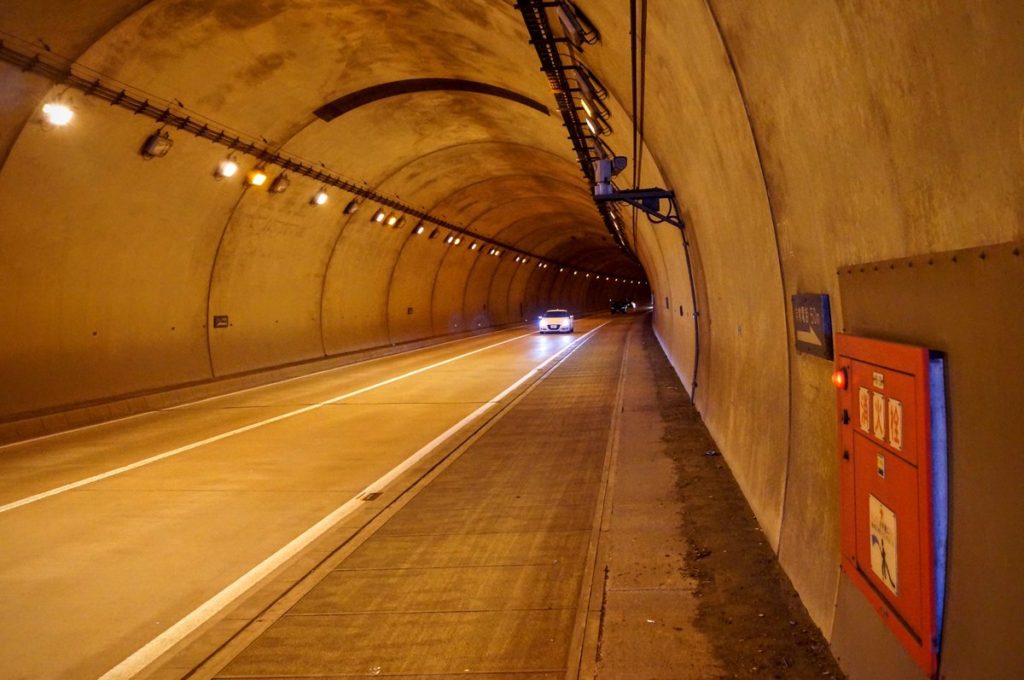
[{"xmin": 1, "ymin": 2, "xmax": 1022, "ymax": 679}]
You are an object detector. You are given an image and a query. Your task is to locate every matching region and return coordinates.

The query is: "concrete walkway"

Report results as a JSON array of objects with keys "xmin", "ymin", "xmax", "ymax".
[{"xmin": 150, "ymin": 315, "xmax": 838, "ymax": 679}]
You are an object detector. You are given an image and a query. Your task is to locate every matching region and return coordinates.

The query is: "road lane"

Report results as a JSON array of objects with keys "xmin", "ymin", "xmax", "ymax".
[
  {"xmin": 206, "ymin": 318, "xmax": 632, "ymax": 679},
  {"xmin": 0, "ymin": 321, "xmax": 600, "ymax": 678}
]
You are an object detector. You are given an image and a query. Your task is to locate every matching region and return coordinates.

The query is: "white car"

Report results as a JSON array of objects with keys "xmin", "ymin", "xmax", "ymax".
[{"xmin": 538, "ymin": 309, "xmax": 574, "ymax": 333}]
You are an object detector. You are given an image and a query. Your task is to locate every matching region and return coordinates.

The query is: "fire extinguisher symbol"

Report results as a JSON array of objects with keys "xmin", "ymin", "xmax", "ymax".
[{"xmin": 868, "ymin": 494, "xmax": 899, "ymax": 596}]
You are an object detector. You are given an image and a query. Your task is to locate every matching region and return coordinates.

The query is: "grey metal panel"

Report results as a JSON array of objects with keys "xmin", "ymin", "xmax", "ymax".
[{"xmin": 836, "ymin": 240, "xmax": 1024, "ymax": 680}]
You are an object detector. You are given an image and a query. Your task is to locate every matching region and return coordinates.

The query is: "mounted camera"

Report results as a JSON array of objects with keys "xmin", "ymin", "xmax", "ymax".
[{"xmin": 593, "ymin": 156, "xmax": 628, "ymax": 196}]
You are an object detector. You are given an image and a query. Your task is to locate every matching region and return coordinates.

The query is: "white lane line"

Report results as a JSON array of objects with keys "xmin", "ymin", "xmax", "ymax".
[
  {"xmin": 99, "ymin": 322, "xmax": 608, "ymax": 680},
  {"xmin": 0, "ymin": 331, "xmax": 537, "ymax": 515},
  {"xmin": 0, "ymin": 327, "xmax": 530, "ymax": 452}
]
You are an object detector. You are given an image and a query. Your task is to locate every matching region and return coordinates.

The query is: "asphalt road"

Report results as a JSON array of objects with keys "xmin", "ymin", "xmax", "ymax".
[{"xmin": 0, "ymin": 318, "xmax": 619, "ymax": 678}]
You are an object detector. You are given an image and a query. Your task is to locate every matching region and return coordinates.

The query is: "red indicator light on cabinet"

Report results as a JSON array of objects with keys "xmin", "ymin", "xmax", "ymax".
[{"xmin": 831, "ymin": 368, "xmax": 848, "ymax": 390}]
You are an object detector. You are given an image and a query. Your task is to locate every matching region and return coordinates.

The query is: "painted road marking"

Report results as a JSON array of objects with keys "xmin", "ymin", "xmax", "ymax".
[
  {"xmin": 98, "ymin": 322, "xmax": 608, "ymax": 679},
  {"xmin": 0, "ymin": 327, "xmax": 530, "ymax": 451},
  {"xmin": 0, "ymin": 330, "xmax": 540, "ymax": 515}
]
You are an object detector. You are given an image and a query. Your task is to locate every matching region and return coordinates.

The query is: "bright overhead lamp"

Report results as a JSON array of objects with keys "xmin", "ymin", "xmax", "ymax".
[
  {"xmin": 452, "ymin": 236, "xmax": 462, "ymax": 245},
  {"xmin": 42, "ymin": 101, "xmax": 73, "ymax": 126},
  {"xmin": 311, "ymin": 188, "xmax": 329, "ymax": 205},
  {"xmin": 215, "ymin": 156, "xmax": 239, "ymax": 179},
  {"xmin": 413, "ymin": 222, "xmax": 425, "ymax": 235},
  {"xmin": 246, "ymin": 168, "xmax": 268, "ymax": 187},
  {"xmin": 371, "ymin": 207, "xmax": 386, "ymax": 223},
  {"xmin": 344, "ymin": 198, "xmax": 361, "ymax": 214},
  {"xmin": 580, "ymin": 97, "xmax": 594, "ymax": 118},
  {"xmin": 445, "ymin": 234, "xmax": 455, "ymax": 244},
  {"xmin": 140, "ymin": 130, "xmax": 173, "ymax": 159},
  {"xmin": 469, "ymin": 242, "xmax": 479, "ymax": 251},
  {"xmin": 586, "ymin": 116, "xmax": 610, "ymax": 136},
  {"xmin": 386, "ymin": 213, "xmax": 399, "ymax": 227}
]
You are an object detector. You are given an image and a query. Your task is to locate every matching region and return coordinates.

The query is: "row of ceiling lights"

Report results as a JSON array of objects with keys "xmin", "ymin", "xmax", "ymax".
[
  {"xmin": 522, "ymin": 1, "xmax": 631, "ymax": 251},
  {"xmin": 37, "ymin": 96, "xmax": 645, "ymax": 287}
]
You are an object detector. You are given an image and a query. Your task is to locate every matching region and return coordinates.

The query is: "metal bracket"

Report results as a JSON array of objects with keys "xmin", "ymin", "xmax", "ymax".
[{"xmin": 594, "ymin": 188, "xmax": 685, "ymax": 230}]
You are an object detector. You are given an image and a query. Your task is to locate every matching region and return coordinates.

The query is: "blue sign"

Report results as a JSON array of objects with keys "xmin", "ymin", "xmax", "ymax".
[{"xmin": 792, "ymin": 294, "xmax": 833, "ymax": 359}]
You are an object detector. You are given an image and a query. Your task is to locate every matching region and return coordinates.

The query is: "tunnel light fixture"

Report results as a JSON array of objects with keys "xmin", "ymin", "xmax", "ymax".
[
  {"xmin": 344, "ymin": 198, "xmax": 361, "ymax": 215},
  {"xmin": 394, "ymin": 216, "xmax": 407, "ymax": 229},
  {"xmin": 429, "ymin": 228, "xmax": 440, "ymax": 239},
  {"xmin": 452, "ymin": 236, "xmax": 462, "ymax": 245},
  {"xmin": 469, "ymin": 242, "xmax": 479, "ymax": 251},
  {"xmin": 41, "ymin": 101, "xmax": 74, "ymax": 126},
  {"xmin": 371, "ymin": 207, "xmax": 386, "ymax": 223},
  {"xmin": 586, "ymin": 273, "xmax": 591, "ymax": 278},
  {"xmin": 559, "ymin": 267, "xmax": 565, "ymax": 272},
  {"xmin": 585, "ymin": 116, "xmax": 610, "ymax": 136},
  {"xmin": 385, "ymin": 213, "xmax": 399, "ymax": 227},
  {"xmin": 246, "ymin": 168, "xmax": 268, "ymax": 187},
  {"xmin": 580, "ymin": 96, "xmax": 594, "ymax": 118},
  {"xmin": 557, "ymin": 1, "xmax": 600, "ymax": 48},
  {"xmin": 413, "ymin": 222, "xmax": 425, "ymax": 235},
  {"xmin": 445, "ymin": 234, "xmax": 455, "ymax": 245},
  {"xmin": 574, "ymin": 271, "xmax": 578, "ymax": 275},
  {"xmin": 215, "ymin": 156, "xmax": 239, "ymax": 180},
  {"xmin": 311, "ymin": 188, "xmax": 329, "ymax": 205},
  {"xmin": 575, "ymin": 59, "xmax": 609, "ymax": 101},
  {"xmin": 267, "ymin": 172, "xmax": 290, "ymax": 194},
  {"xmin": 140, "ymin": 129, "xmax": 173, "ymax": 160}
]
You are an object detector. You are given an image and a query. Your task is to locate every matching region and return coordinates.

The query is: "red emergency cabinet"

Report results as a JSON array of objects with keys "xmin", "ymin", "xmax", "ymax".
[{"xmin": 834, "ymin": 334, "xmax": 948, "ymax": 677}]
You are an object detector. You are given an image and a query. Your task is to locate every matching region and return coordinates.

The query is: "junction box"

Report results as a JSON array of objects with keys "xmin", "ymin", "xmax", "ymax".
[{"xmin": 834, "ymin": 334, "xmax": 948, "ymax": 677}]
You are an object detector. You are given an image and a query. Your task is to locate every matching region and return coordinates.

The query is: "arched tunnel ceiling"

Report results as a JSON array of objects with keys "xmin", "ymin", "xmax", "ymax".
[
  {"xmin": 3, "ymin": 4, "xmax": 1023, "ymax": 677},
  {"xmin": 1, "ymin": 0, "xmax": 635, "ymax": 275}
]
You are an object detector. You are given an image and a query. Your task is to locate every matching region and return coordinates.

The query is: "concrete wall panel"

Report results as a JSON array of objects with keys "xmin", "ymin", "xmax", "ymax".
[
  {"xmin": 0, "ymin": 95, "xmax": 231, "ymax": 418},
  {"xmin": 207, "ymin": 191, "xmax": 339, "ymax": 376}
]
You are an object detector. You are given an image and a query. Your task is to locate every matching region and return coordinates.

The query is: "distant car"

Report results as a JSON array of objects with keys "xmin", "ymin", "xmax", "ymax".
[
  {"xmin": 538, "ymin": 309, "xmax": 574, "ymax": 333},
  {"xmin": 610, "ymin": 299, "xmax": 632, "ymax": 314}
]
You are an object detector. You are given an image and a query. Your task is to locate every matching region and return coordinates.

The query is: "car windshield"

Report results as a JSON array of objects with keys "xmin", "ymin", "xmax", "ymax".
[{"xmin": 543, "ymin": 310, "xmax": 570, "ymax": 318}]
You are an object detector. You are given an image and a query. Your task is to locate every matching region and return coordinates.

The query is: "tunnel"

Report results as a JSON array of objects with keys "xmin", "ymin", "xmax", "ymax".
[{"xmin": 1, "ymin": 1, "xmax": 1021, "ymax": 678}]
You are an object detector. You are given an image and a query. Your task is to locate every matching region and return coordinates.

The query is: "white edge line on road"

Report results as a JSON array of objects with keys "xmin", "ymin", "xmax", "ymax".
[
  {"xmin": 0, "ymin": 331, "xmax": 536, "ymax": 515},
  {"xmin": 99, "ymin": 321, "xmax": 608, "ymax": 680},
  {"xmin": 0, "ymin": 326, "xmax": 530, "ymax": 451}
]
